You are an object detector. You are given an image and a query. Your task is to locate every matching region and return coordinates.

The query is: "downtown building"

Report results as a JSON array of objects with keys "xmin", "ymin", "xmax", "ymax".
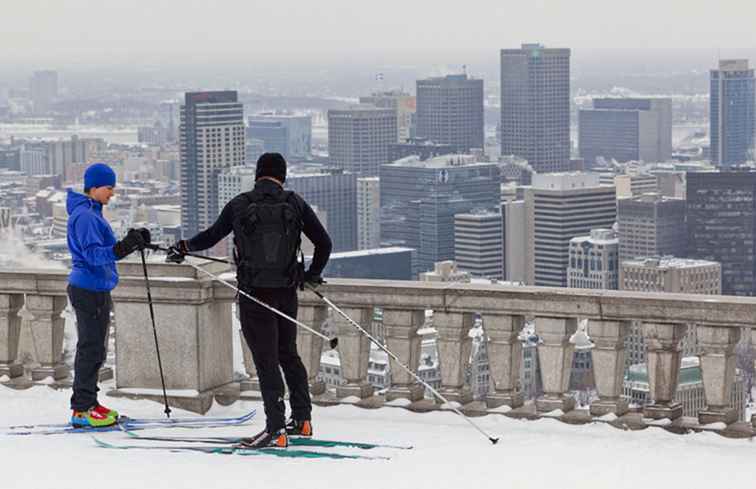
[
  {"xmin": 500, "ymin": 44, "xmax": 571, "ymax": 173},
  {"xmin": 381, "ymin": 154, "xmax": 500, "ymax": 274},
  {"xmin": 617, "ymin": 193, "xmax": 687, "ymax": 262},
  {"xmin": 179, "ymin": 91, "xmax": 245, "ymax": 238},
  {"xmin": 710, "ymin": 60, "xmax": 755, "ymax": 167},
  {"xmin": 687, "ymin": 170, "xmax": 756, "ymax": 296},
  {"xmin": 247, "ymin": 114, "xmax": 312, "ymax": 160},
  {"xmin": 415, "ymin": 74, "xmax": 484, "ymax": 153},
  {"xmin": 620, "ymin": 256, "xmax": 721, "ymax": 294},
  {"xmin": 357, "ymin": 176, "xmax": 380, "ymax": 250},
  {"xmin": 454, "ymin": 210, "xmax": 504, "ymax": 280},
  {"xmin": 525, "ymin": 173, "xmax": 617, "ymax": 287},
  {"xmin": 327, "ymin": 105, "xmax": 397, "ymax": 177},
  {"xmin": 359, "ymin": 90, "xmax": 416, "ymax": 142},
  {"xmin": 30, "ymin": 70, "xmax": 58, "ymax": 114},
  {"xmin": 579, "ymin": 98, "xmax": 673, "ymax": 166},
  {"xmin": 567, "ymin": 228, "xmax": 619, "ymax": 290}
]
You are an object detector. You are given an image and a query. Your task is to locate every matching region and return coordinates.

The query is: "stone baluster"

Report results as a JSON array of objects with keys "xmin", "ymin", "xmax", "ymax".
[
  {"xmin": 26, "ymin": 294, "xmax": 68, "ymax": 381},
  {"xmin": 434, "ymin": 311, "xmax": 473, "ymax": 405},
  {"xmin": 589, "ymin": 319, "xmax": 630, "ymax": 416},
  {"xmin": 296, "ymin": 303, "xmax": 327, "ymax": 396},
  {"xmin": 641, "ymin": 321, "xmax": 686, "ymax": 420},
  {"xmin": 485, "ymin": 313, "xmax": 524, "ymax": 409},
  {"xmin": 535, "ymin": 316, "xmax": 578, "ymax": 413},
  {"xmin": 0, "ymin": 294, "xmax": 24, "ymax": 380},
  {"xmin": 697, "ymin": 324, "xmax": 741, "ymax": 425},
  {"xmin": 384, "ymin": 309, "xmax": 424, "ymax": 402},
  {"xmin": 332, "ymin": 306, "xmax": 373, "ymax": 399},
  {"xmin": 752, "ymin": 328, "xmax": 756, "ymax": 429}
]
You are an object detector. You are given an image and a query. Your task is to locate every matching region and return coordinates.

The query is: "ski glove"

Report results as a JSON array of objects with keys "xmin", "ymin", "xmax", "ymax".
[
  {"xmin": 303, "ymin": 270, "xmax": 325, "ymax": 289},
  {"xmin": 166, "ymin": 240, "xmax": 189, "ymax": 264},
  {"xmin": 112, "ymin": 228, "xmax": 148, "ymax": 260}
]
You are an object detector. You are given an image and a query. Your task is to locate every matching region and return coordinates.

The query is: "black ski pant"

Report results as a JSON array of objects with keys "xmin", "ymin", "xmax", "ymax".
[
  {"xmin": 67, "ymin": 284, "xmax": 111, "ymax": 412},
  {"xmin": 239, "ymin": 287, "xmax": 312, "ymax": 433}
]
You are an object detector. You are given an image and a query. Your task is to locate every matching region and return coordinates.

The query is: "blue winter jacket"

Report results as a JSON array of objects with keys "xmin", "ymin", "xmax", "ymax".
[{"xmin": 66, "ymin": 189, "xmax": 119, "ymax": 292}]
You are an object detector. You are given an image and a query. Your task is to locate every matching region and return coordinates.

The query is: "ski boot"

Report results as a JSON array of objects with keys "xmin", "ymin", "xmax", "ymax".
[
  {"xmin": 237, "ymin": 428, "xmax": 288, "ymax": 449},
  {"xmin": 93, "ymin": 403, "xmax": 119, "ymax": 420},
  {"xmin": 285, "ymin": 418, "xmax": 313, "ymax": 437},
  {"xmin": 71, "ymin": 408, "xmax": 117, "ymax": 428}
]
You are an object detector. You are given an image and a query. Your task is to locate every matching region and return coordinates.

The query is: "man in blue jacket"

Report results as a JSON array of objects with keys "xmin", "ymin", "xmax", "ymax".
[{"xmin": 66, "ymin": 163, "xmax": 150, "ymax": 427}]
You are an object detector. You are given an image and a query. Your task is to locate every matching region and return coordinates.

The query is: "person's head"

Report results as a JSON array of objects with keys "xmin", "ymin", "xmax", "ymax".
[
  {"xmin": 255, "ymin": 152, "xmax": 287, "ymax": 185},
  {"xmin": 83, "ymin": 163, "xmax": 116, "ymax": 205}
]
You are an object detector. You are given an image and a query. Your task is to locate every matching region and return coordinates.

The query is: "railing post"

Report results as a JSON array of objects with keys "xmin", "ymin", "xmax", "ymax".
[
  {"xmin": 485, "ymin": 313, "xmax": 524, "ymax": 409},
  {"xmin": 26, "ymin": 294, "xmax": 68, "ymax": 381},
  {"xmin": 384, "ymin": 309, "xmax": 425, "ymax": 402},
  {"xmin": 589, "ymin": 319, "xmax": 630, "ymax": 416},
  {"xmin": 296, "ymin": 303, "xmax": 327, "ymax": 396},
  {"xmin": 697, "ymin": 324, "xmax": 741, "ymax": 425},
  {"xmin": 332, "ymin": 306, "xmax": 373, "ymax": 399},
  {"xmin": 641, "ymin": 321, "xmax": 686, "ymax": 420},
  {"xmin": 535, "ymin": 316, "xmax": 578, "ymax": 413},
  {"xmin": 434, "ymin": 311, "xmax": 473, "ymax": 405},
  {"xmin": 0, "ymin": 294, "xmax": 24, "ymax": 380}
]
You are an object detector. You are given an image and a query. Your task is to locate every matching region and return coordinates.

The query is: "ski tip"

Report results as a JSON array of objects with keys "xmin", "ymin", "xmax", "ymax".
[
  {"xmin": 91, "ymin": 436, "xmax": 109, "ymax": 448},
  {"xmin": 329, "ymin": 337, "xmax": 339, "ymax": 349},
  {"xmin": 489, "ymin": 437, "xmax": 500, "ymax": 445}
]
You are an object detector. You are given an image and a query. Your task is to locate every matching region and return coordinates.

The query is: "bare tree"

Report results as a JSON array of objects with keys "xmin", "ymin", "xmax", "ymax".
[{"xmin": 736, "ymin": 336, "xmax": 755, "ymax": 403}]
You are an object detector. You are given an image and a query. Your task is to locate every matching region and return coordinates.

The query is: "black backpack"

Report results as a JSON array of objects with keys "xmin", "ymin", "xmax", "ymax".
[{"xmin": 233, "ymin": 188, "xmax": 304, "ymax": 289}]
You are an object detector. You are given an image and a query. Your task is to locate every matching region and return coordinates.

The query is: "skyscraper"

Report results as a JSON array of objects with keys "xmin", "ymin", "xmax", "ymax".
[
  {"xmin": 247, "ymin": 114, "xmax": 312, "ymax": 160},
  {"xmin": 357, "ymin": 176, "xmax": 380, "ymax": 250},
  {"xmin": 454, "ymin": 210, "xmax": 503, "ymax": 280},
  {"xmin": 415, "ymin": 74, "xmax": 484, "ymax": 153},
  {"xmin": 180, "ymin": 91, "xmax": 245, "ymax": 238},
  {"xmin": 500, "ymin": 44, "xmax": 571, "ymax": 173},
  {"xmin": 526, "ymin": 173, "xmax": 617, "ymax": 287},
  {"xmin": 617, "ymin": 193, "xmax": 687, "ymax": 262},
  {"xmin": 328, "ymin": 105, "xmax": 396, "ymax": 177},
  {"xmin": 30, "ymin": 70, "xmax": 58, "ymax": 114},
  {"xmin": 579, "ymin": 98, "xmax": 673, "ymax": 166},
  {"xmin": 710, "ymin": 60, "xmax": 755, "ymax": 167},
  {"xmin": 687, "ymin": 170, "xmax": 756, "ymax": 295},
  {"xmin": 567, "ymin": 228, "xmax": 619, "ymax": 290}
]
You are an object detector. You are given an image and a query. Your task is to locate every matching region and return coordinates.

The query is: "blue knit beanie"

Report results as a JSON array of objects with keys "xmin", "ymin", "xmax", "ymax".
[{"xmin": 84, "ymin": 163, "xmax": 116, "ymax": 191}]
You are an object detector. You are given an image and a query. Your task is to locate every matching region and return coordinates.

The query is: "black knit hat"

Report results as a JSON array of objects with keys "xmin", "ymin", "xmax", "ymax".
[{"xmin": 255, "ymin": 152, "xmax": 287, "ymax": 183}]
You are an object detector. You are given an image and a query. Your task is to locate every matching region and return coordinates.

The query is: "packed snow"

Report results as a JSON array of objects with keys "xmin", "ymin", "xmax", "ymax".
[{"xmin": 2, "ymin": 383, "xmax": 756, "ymax": 489}]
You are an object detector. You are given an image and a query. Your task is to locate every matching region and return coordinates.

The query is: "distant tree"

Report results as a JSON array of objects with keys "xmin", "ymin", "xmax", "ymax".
[{"xmin": 736, "ymin": 336, "xmax": 755, "ymax": 403}]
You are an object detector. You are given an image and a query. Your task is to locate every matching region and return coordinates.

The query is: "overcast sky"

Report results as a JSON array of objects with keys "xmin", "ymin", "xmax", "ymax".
[{"xmin": 4, "ymin": 0, "xmax": 756, "ymax": 64}]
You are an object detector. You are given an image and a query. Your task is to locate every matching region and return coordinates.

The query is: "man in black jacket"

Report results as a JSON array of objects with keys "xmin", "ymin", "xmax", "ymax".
[{"xmin": 167, "ymin": 153, "xmax": 332, "ymax": 448}]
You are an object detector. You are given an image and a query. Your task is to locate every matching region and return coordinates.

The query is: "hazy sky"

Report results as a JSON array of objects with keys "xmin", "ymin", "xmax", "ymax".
[{"xmin": 4, "ymin": 0, "xmax": 756, "ymax": 64}]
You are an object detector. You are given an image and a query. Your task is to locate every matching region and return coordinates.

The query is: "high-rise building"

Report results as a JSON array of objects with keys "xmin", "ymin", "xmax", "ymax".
[
  {"xmin": 180, "ymin": 91, "xmax": 245, "ymax": 238},
  {"xmin": 357, "ymin": 177, "xmax": 380, "ymax": 250},
  {"xmin": 381, "ymin": 154, "xmax": 500, "ymax": 274},
  {"xmin": 567, "ymin": 228, "xmax": 619, "ymax": 289},
  {"xmin": 415, "ymin": 74, "xmax": 484, "ymax": 153},
  {"xmin": 454, "ymin": 210, "xmax": 503, "ymax": 280},
  {"xmin": 579, "ymin": 98, "xmax": 673, "ymax": 166},
  {"xmin": 30, "ymin": 70, "xmax": 58, "ymax": 114},
  {"xmin": 617, "ymin": 193, "xmax": 687, "ymax": 262},
  {"xmin": 613, "ymin": 172, "xmax": 659, "ymax": 198},
  {"xmin": 502, "ymin": 200, "xmax": 528, "ymax": 284},
  {"xmin": 687, "ymin": 170, "xmax": 756, "ymax": 295},
  {"xmin": 710, "ymin": 60, "xmax": 755, "ymax": 167},
  {"xmin": 500, "ymin": 44, "xmax": 571, "ymax": 173},
  {"xmin": 359, "ymin": 91, "xmax": 416, "ymax": 142},
  {"xmin": 247, "ymin": 114, "xmax": 312, "ymax": 160},
  {"xmin": 328, "ymin": 105, "xmax": 396, "ymax": 177},
  {"xmin": 620, "ymin": 256, "xmax": 721, "ymax": 294},
  {"xmin": 388, "ymin": 138, "xmax": 456, "ymax": 164},
  {"xmin": 526, "ymin": 173, "xmax": 617, "ymax": 287}
]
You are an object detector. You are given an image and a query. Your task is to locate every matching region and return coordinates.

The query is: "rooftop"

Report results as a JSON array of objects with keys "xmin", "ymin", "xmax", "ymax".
[{"xmin": 622, "ymin": 256, "xmax": 721, "ymax": 270}]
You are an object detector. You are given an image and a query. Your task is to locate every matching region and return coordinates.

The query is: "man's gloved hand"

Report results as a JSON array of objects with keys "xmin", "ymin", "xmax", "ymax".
[
  {"xmin": 113, "ymin": 228, "xmax": 147, "ymax": 260},
  {"xmin": 303, "ymin": 270, "xmax": 325, "ymax": 289},
  {"xmin": 166, "ymin": 240, "xmax": 189, "ymax": 264}
]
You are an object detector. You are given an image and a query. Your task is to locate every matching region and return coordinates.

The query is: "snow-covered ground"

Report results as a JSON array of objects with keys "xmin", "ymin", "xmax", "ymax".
[{"xmin": 2, "ymin": 383, "xmax": 756, "ymax": 489}]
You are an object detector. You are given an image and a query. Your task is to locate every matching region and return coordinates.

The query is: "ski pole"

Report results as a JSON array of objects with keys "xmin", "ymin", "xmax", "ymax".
[
  {"xmin": 145, "ymin": 244, "xmax": 231, "ymax": 265},
  {"xmin": 139, "ymin": 248, "xmax": 172, "ymax": 418},
  {"xmin": 306, "ymin": 284, "xmax": 499, "ymax": 445},
  {"xmin": 183, "ymin": 261, "xmax": 338, "ymax": 349}
]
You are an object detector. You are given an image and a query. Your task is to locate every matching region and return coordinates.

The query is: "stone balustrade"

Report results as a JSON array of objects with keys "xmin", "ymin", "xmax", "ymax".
[{"xmin": 1, "ymin": 265, "xmax": 755, "ymax": 434}]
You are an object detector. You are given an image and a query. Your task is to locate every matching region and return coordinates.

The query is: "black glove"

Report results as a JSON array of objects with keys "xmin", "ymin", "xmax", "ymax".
[
  {"xmin": 113, "ymin": 228, "xmax": 147, "ymax": 260},
  {"xmin": 303, "ymin": 270, "xmax": 325, "ymax": 289},
  {"xmin": 137, "ymin": 228, "xmax": 151, "ymax": 246},
  {"xmin": 166, "ymin": 240, "xmax": 189, "ymax": 264}
]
